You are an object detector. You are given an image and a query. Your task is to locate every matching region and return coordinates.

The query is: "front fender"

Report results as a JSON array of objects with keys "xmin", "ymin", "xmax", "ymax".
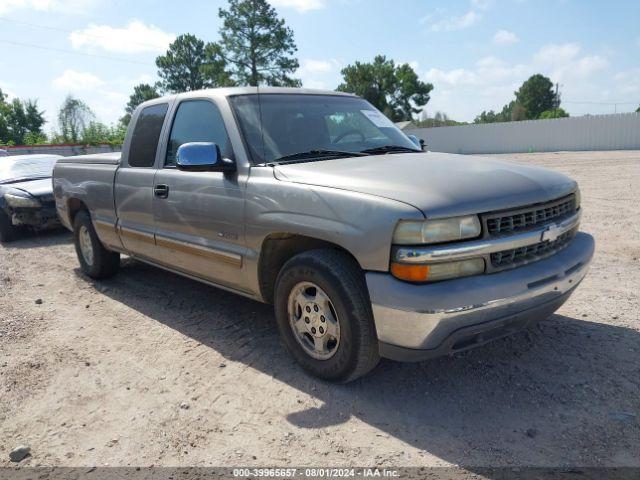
[{"xmin": 244, "ymin": 171, "xmax": 424, "ymax": 272}]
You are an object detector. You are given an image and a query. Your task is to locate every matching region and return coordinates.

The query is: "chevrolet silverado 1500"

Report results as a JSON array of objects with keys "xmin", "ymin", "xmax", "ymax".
[{"xmin": 53, "ymin": 87, "xmax": 594, "ymax": 382}]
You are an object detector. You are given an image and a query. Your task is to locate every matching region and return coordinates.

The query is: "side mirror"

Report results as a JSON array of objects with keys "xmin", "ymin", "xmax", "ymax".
[
  {"xmin": 176, "ymin": 142, "xmax": 236, "ymax": 172},
  {"xmin": 407, "ymin": 135, "xmax": 424, "ymax": 151}
]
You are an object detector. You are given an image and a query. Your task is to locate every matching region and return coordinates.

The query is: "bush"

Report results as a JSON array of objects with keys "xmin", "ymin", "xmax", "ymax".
[{"xmin": 539, "ymin": 108, "xmax": 570, "ymax": 119}]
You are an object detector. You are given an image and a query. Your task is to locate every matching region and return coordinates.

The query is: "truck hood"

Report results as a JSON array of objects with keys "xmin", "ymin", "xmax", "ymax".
[
  {"xmin": 4, "ymin": 177, "xmax": 53, "ymax": 198},
  {"xmin": 272, "ymin": 152, "xmax": 577, "ymax": 218}
]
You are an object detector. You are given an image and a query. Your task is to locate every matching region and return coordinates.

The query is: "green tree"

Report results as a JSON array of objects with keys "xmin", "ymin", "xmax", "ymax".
[
  {"xmin": 58, "ymin": 95, "xmax": 94, "ymax": 143},
  {"xmin": 515, "ymin": 74, "xmax": 558, "ymax": 120},
  {"xmin": 23, "ymin": 131, "xmax": 48, "ymax": 145},
  {"xmin": 121, "ymin": 83, "xmax": 160, "ymax": 126},
  {"xmin": 510, "ymin": 102, "xmax": 527, "ymax": 121},
  {"xmin": 636, "ymin": 105, "xmax": 640, "ymax": 113},
  {"xmin": 81, "ymin": 122, "xmax": 127, "ymax": 146},
  {"xmin": 218, "ymin": 0, "xmax": 300, "ymax": 87},
  {"xmin": 416, "ymin": 111, "xmax": 465, "ymax": 128},
  {"xmin": 539, "ymin": 108, "xmax": 570, "ymax": 119},
  {"xmin": 0, "ymin": 97, "xmax": 46, "ymax": 145},
  {"xmin": 24, "ymin": 100, "xmax": 46, "ymax": 136},
  {"xmin": 474, "ymin": 110, "xmax": 502, "ymax": 124},
  {"xmin": 337, "ymin": 55, "xmax": 433, "ymax": 121},
  {"xmin": 81, "ymin": 121, "xmax": 111, "ymax": 145},
  {"xmin": 6, "ymin": 99, "xmax": 28, "ymax": 144},
  {"xmin": 156, "ymin": 34, "xmax": 234, "ymax": 93},
  {"xmin": 0, "ymin": 88, "xmax": 10, "ymax": 143}
]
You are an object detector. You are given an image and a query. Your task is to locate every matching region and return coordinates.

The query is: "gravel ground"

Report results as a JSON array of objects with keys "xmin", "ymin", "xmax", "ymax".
[{"xmin": 0, "ymin": 150, "xmax": 638, "ymax": 470}]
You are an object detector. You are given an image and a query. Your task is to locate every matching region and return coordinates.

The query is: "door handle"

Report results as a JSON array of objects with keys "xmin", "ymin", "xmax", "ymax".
[{"xmin": 154, "ymin": 184, "xmax": 169, "ymax": 198}]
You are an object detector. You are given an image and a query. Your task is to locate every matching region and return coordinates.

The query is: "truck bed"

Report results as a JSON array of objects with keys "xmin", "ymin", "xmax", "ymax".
[
  {"xmin": 56, "ymin": 152, "xmax": 121, "ymax": 165},
  {"xmin": 53, "ymin": 152, "xmax": 121, "ymax": 249}
]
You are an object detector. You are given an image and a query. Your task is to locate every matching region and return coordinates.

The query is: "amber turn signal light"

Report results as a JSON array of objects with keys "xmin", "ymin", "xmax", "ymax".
[{"xmin": 390, "ymin": 263, "xmax": 430, "ymax": 282}]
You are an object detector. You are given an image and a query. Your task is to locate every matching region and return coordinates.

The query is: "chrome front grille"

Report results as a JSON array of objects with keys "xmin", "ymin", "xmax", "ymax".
[
  {"xmin": 483, "ymin": 195, "xmax": 576, "ymax": 237},
  {"xmin": 392, "ymin": 193, "xmax": 582, "ymax": 278},
  {"xmin": 490, "ymin": 227, "xmax": 577, "ymax": 271}
]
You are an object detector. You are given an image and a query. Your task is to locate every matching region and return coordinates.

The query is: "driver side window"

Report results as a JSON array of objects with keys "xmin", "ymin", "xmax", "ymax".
[{"xmin": 165, "ymin": 100, "xmax": 232, "ymax": 167}]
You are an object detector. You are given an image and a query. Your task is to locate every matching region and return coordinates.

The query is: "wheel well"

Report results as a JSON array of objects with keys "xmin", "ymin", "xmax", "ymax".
[
  {"xmin": 258, "ymin": 234, "xmax": 360, "ymax": 304},
  {"xmin": 67, "ymin": 198, "xmax": 89, "ymax": 225}
]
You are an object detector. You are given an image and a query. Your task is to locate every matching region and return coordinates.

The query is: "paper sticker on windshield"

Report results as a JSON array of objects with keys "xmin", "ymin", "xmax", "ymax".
[{"xmin": 361, "ymin": 110, "xmax": 395, "ymax": 128}]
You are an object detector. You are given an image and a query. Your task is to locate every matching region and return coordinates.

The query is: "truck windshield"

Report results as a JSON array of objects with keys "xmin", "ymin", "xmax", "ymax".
[{"xmin": 229, "ymin": 94, "xmax": 420, "ymax": 165}]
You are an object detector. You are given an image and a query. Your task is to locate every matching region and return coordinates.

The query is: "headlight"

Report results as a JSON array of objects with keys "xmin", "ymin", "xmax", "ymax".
[
  {"xmin": 4, "ymin": 192, "xmax": 41, "ymax": 208},
  {"xmin": 391, "ymin": 258, "xmax": 485, "ymax": 282},
  {"xmin": 393, "ymin": 215, "xmax": 481, "ymax": 245},
  {"xmin": 574, "ymin": 188, "xmax": 581, "ymax": 209}
]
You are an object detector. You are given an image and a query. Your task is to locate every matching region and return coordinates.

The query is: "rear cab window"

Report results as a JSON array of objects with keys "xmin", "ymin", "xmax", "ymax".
[{"xmin": 128, "ymin": 103, "xmax": 169, "ymax": 168}]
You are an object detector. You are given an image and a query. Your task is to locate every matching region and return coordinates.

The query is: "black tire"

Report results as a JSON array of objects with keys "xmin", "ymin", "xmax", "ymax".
[
  {"xmin": 0, "ymin": 210, "xmax": 17, "ymax": 243},
  {"xmin": 274, "ymin": 249, "xmax": 380, "ymax": 383},
  {"xmin": 73, "ymin": 210, "xmax": 120, "ymax": 279}
]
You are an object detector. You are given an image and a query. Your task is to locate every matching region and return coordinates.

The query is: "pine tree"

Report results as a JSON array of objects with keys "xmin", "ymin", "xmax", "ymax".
[{"xmin": 218, "ymin": 0, "xmax": 301, "ymax": 86}]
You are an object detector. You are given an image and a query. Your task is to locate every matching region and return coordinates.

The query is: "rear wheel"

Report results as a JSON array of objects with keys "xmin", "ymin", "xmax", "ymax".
[
  {"xmin": 73, "ymin": 210, "xmax": 120, "ymax": 279},
  {"xmin": 0, "ymin": 210, "xmax": 17, "ymax": 243},
  {"xmin": 274, "ymin": 249, "xmax": 380, "ymax": 383}
]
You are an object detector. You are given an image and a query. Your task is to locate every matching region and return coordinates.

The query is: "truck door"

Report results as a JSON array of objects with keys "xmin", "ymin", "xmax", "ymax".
[
  {"xmin": 152, "ymin": 99, "xmax": 246, "ymax": 290},
  {"xmin": 114, "ymin": 102, "xmax": 169, "ymax": 260}
]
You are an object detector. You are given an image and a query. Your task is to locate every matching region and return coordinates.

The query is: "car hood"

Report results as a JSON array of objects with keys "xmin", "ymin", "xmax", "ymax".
[
  {"xmin": 3, "ymin": 177, "xmax": 53, "ymax": 198},
  {"xmin": 272, "ymin": 151, "xmax": 577, "ymax": 218}
]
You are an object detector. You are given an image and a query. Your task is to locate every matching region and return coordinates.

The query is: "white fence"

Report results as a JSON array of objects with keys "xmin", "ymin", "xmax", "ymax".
[{"xmin": 406, "ymin": 112, "xmax": 640, "ymax": 154}]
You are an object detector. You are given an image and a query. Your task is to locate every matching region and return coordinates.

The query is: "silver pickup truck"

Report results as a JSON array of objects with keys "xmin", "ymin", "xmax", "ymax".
[{"xmin": 53, "ymin": 87, "xmax": 594, "ymax": 382}]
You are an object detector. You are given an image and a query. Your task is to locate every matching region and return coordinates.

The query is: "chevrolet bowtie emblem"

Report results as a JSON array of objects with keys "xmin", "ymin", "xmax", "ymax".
[{"xmin": 541, "ymin": 223, "xmax": 562, "ymax": 243}]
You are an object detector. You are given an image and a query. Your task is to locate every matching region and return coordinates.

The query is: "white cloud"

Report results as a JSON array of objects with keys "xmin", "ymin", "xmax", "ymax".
[
  {"xmin": 430, "ymin": 10, "xmax": 481, "ymax": 31},
  {"xmin": 48, "ymin": 71, "xmax": 153, "ymax": 128},
  {"xmin": 0, "ymin": 0, "xmax": 100, "ymax": 14},
  {"xmin": 53, "ymin": 70, "xmax": 104, "ymax": 91},
  {"xmin": 298, "ymin": 58, "xmax": 342, "ymax": 90},
  {"xmin": 270, "ymin": 0, "xmax": 325, "ymax": 12},
  {"xmin": 614, "ymin": 68, "xmax": 640, "ymax": 97},
  {"xmin": 493, "ymin": 30, "xmax": 519, "ymax": 45},
  {"xmin": 532, "ymin": 43, "xmax": 608, "ymax": 82},
  {"xmin": 533, "ymin": 43, "xmax": 581, "ymax": 66},
  {"xmin": 426, "ymin": 44, "xmax": 607, "ymax": 93},
  {"xmin": 425, "ymin": 67, "xmax": 480, "ymax": 86},
  {"xmin": 425, "ymin": 56, "xmax": 526, "ymax": 88},
  {"xmin": 0, "ymin": 0, "xmax": 54, "ymax": 14},
  {"xmin": 423, "ymin": 42, "xmax": 613, "ymax": 121},
  {"xmin": 471, "ymin": 0, "xmax": 492, "ymax": 9},
  {"xmin": 0, "ymin": 81, "xmax": 17, "ymax": 99},
  {"xmin": 572, "ymin": 55, "xmax": 608, "ymax": 77},
  {"xmin": 428, "ymin": 0, "xmax": 490, "ymax": 32},
  {"xmin": 70, "ymin": 21, "xmax": 176, "ymax": 54},
  {"xmin": 299, "ymin": 59, "xmax": 336, "ymax": 75}
]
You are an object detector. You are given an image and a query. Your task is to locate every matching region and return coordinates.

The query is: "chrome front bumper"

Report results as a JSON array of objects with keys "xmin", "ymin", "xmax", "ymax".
[{"xmin": 367, "ymin": 232, "xmax": 595, "ymax": 360}]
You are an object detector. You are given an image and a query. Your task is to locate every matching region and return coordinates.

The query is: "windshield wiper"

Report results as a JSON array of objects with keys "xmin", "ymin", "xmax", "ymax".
[
  {"xmin": 267, "ymin": 149, "xmax": 370, "ymax": 166},
  {"xmin": 359, "ymin": 145, "xmax": 421, "ymax": 155}
]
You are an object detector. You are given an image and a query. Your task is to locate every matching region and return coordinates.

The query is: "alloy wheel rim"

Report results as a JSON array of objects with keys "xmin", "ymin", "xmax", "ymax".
[
  {"xmin": 287, "ymin": 281, "xmax": 340, "ymax": 360},
  {"xmin": 78, "ymin": 225, "xmax": 94, "ymax": 266}
]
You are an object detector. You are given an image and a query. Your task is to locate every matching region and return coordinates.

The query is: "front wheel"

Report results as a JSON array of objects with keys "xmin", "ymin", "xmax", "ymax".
[
  {"xmin": 73, "ymin": 210, "xmax": 120, "ymax": 279},
  {"xmin": 274, "ymin": 249, "xmax": 380, "ymax": 383}
]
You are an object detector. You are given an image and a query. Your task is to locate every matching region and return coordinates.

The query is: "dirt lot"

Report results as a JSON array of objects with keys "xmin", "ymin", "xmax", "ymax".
[{"xmin": 1, "ymin": 150, "xmax": 638, "ymax": 469}]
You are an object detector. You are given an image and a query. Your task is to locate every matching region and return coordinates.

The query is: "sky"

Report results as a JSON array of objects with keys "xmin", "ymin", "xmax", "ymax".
[{"xmin": 0, "ymin": 0, "xmax": 638, "ymax": 133}]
